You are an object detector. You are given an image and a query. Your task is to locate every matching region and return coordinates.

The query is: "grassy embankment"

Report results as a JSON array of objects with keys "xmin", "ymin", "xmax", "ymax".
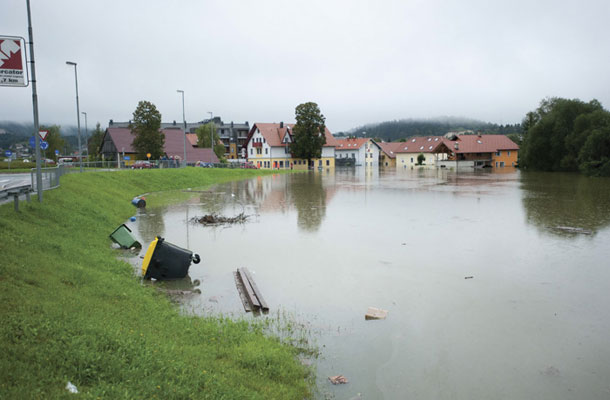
[{"xmin": 0, "ymin": 168, "xmax": 312, "ymax": 399}]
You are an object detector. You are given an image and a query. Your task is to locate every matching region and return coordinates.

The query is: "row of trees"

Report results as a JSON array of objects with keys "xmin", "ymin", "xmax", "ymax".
[{"xmin": 520, "ymin": 97, "xmax": 610, "ymax": 177}]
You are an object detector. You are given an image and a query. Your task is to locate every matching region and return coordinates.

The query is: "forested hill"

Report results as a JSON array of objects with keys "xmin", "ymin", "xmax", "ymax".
[{"xmin": 338, "ymin": 117, "xmax": 521, "ymax": 141}]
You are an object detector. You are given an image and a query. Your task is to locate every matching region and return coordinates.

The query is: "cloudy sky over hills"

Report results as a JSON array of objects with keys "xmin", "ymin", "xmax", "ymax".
[{"xmin": 1, "ymin": 0, "xmax": 609, "ymax": 132}]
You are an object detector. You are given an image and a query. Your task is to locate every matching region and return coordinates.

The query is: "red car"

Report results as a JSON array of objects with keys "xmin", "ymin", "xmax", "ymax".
[{"xmin": 131, "ymin": 160, "xmax": 153, "ymax": 169}]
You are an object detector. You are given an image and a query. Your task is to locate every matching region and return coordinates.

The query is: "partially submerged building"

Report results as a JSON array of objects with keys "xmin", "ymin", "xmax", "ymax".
[{"xmin": 245, "ymin": 122, "xmax": 337, "ymax": 170}]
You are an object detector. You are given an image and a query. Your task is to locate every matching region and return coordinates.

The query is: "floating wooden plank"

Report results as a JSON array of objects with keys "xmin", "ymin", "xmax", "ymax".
[
  {"xmin": 241, "ymin": 268, "xmax": 269, "ymax": 312},
  {"xmin": 233, "ymin": 271, "xmax": 252, "ymax": 312},
  {"xmin": 365, "ymin": 307, "xmax": 388, "ymax": 320},
  {"xmin": 237, "ymin": 268, "xmax": 261, "ymax": 310}
]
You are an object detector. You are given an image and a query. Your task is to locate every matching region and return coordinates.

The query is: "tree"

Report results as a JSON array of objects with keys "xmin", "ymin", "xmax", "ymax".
[
  {"xmin": 39, "ymin": 125, "xmax": 65, "ymax": 160},
  {"xmin": 417, "ymin": 153, "xmax": 425, "ymax": 165},
  {"xmin": 520, "ymin": 97, "xmax": 604, "ymax": 171},
  {"xmin": 87, "ymin": 123, "xmax": 104, "ymax": 160},
  {"xmin": 290, "ymin": 102, "xmax": 326, "ymax": 167},
  {"xmin": 130, "ymin": 101, "xmax": 164, "ymax": 159},
  {"xmin": 196, "ymin": 122, "xmax": 225, "ymax": 160}
]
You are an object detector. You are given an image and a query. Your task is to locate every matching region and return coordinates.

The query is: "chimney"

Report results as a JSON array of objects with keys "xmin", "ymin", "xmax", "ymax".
[
  {"xmin": 280, "ymin": 121, "xmax": 284, "ymax": 128},
  {"xmin": 109, "ymin": 119, "xmax": 113, "ymax": 126},
  {"xmin": 173, "ymin": 120, "xmax": 176, "ymax": 125}
]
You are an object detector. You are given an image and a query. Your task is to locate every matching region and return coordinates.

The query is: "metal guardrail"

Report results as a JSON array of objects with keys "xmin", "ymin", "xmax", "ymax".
[{"xmin": 0, "ymin": 183, "xmax": 32, "ymax": 211}]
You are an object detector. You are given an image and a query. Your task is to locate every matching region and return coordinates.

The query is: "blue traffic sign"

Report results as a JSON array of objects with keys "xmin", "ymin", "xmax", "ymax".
[
  {"xmin": 124, "ymin": 156, "xmax": 131, "ymax": 160},
  {"xmin": 4, "ymin": 150, "xmax": 12, "ymax": 157},
  {"xmin": 29, "ymin": 136, "xmax": 35, "ymax": 147},
  {"xmin": 55, "ymin": 149, "xmax": 59, "ymax": 155},
  {"xmin": 40, "ymin": 141, "xmax": 49, "ymax": 150}
]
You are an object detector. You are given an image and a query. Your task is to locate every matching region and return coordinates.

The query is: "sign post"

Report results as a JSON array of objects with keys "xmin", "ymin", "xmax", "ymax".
[
  {"xmin": 5, "ymin": 150, "xmax": 12, "ymax": 170},
  {"xmin": 0, "ymin": 36, "xmax": 27, "ymax": 87}
]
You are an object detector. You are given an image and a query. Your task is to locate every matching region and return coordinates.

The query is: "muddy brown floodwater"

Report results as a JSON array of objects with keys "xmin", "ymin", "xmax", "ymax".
[{"xmin": 128, "ymin": 167, "xmax": 610, "ymax": 400}]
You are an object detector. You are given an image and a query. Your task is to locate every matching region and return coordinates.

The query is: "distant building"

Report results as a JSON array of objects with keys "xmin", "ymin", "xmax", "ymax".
[
  {"xmin": 334, "ymin": 138, "xmax": 380, "ymax": 167},
  {"xmin": 377, "ymin": 142, "xmax": 404, "ymax": 168},
  {"xmin": 437, "ymin": 134, "xmax": 519, "ymax": 169},
  {"xmin": 99, "ymin": 127, "xmax": 218, "ymax": 164},
  {"xmin": 395, "ymin": 136, "xmax": 447, "ymax": 168},
  {"xmin": 107, "ymin": 117, "xmax": 249, "ymax": 159},
  {"xmin": 245, "ymin": 122, "xmax": 337, "ymax": 170}
]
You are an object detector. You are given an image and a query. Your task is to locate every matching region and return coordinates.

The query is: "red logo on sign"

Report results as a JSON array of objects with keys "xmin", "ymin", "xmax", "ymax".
[{"xmin": 0, "ymin": 40, "xmax": 23, "ymax": 70}]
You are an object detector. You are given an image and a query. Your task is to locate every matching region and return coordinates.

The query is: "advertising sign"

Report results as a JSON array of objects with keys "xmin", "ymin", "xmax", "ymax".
[{"xmin": 0, "ymin": 36, "xmax": 27, "ymax": 87}]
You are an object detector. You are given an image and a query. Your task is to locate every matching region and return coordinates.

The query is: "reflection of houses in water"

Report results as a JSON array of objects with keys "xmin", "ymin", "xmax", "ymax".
[{"xmin": 236, "ymin": 173, "xmax": 338, "ymax": 231}]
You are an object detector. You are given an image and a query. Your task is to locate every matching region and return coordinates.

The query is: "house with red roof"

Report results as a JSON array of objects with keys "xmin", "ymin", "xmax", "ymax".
[
  {"xmin": 335, "ymin": 138, "xmax": 381, "ymax": 167},
  {"xmin": 394, "ymin": 136, "xmax": 448, "ymax": 168},
  {"xmin": 100, "ymin": 127, "xmax": 218, "ymax": 165},
  {"xmin": 437, "ymin": 134, "xmax": 519, "ymax": 169},
  {"xmin": 377, "ymin": 142, "xmax": 404, "ymax": 168},
  {"xmin": 244, "ymin": 122, "xmax": 337, "ymax": 169}
]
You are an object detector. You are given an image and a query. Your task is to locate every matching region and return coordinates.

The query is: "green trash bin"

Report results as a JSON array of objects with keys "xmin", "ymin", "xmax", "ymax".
[{"xmin": 109, "ymin": 224, "xmax": 141, "ymax": 249}]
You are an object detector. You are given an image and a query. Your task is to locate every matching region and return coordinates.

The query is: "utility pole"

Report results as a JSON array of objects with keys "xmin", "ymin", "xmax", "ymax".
[
  {"xmin": 66, "ymin": 61, "xmax": 82, "ymax": 172},
  {"xmin": 81, "ymin": 111, "xmax": 88, "ymax": 159},
  {"xmin": 177, "ymin": 90, "xmax": 186, "ymax": 166},
  {"xmin": 26, "ymin": 0, "xmax": 43, "ymax": 202}
]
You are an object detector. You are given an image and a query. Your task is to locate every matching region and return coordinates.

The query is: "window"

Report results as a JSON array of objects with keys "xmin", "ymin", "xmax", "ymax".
[
  {"xmin": 250, "ymin": 148, "xmax": 253, "ymax": 155},
  {"xmin": 500, "ymin": 162, "xmax": 505, "ymax": 167},
  {"xmin": 326, "ymin": 160, "xmax": 329, "ymax": 166},
  {"xmin": 507, "ymin": 151, "xmax": 511, "ymax": 156},
  {"xmin": 256, "ymin": 148, "xmax": 262, "ymax": 155},
  {"xmin": 496, "ymin": 151, "xmax": 501, "ymax": 156},
  {"xmin": 411, "ymin": 157, "xmax": 414, "ymax": 163},
  {"xmin": 352, "ymin": 153, "xmax": 355, "ymax": 158},
  {"xmin": 265, "ymin": 148, "xmax": 268, "ymax": 154},
  {"xmin": 279, "ymin": 161, "xmax": 284, "ymax": 168}
]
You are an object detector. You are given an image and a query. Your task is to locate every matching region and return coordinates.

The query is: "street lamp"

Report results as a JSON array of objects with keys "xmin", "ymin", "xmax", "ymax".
[
  {"xmin": 66, "ymin": 61, "xmax": 83, "ymax": 172},
  {"xmin": 177, "ymin": 90, "xmax": 186, "ymax": 166},
  {"xmin": 81, "ymin": 111, "xmax": 87, "ymax": 159}
]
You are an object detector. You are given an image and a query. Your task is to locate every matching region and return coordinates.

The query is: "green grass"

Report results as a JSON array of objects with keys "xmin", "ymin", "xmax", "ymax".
[{"xmin": 0, "ymin": 168, "xmax": 313, "ymax": 399}]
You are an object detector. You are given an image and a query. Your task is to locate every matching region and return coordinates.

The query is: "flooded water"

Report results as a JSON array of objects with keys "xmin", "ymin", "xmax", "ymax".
[{"xmin": 128, "ymin": 168, "xmax": 610, "ymax": 399}]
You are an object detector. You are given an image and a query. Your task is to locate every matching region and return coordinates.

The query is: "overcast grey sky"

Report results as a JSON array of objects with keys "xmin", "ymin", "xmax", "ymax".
[{"xmin": 2, "ymin": 0, "xmax": 609, "ymax": 132}]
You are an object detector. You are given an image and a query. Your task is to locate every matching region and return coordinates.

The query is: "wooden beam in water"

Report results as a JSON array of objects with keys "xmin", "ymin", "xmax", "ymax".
[
  {"xmin": 233, "ymin": 271, "xmax": 252, "ymax": 312},
  {"xmin": 241, "ymin": 268, "xmax": 269, "ymax": 312},
  {"xmin": 237, "ymin": 268, "xmax": 261, "ymax": 310}
]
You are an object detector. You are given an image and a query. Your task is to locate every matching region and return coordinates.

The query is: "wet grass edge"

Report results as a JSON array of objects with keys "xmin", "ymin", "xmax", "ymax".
[{"xmin": 0, "ymin": 167, "xmax": 313, "ymax": 399}]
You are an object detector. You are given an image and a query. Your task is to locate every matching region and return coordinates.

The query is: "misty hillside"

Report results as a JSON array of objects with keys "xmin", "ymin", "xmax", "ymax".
[
  {"xmin": 0, "ymin": 122, "xmax": 80, "ymax": 152},
  {"xmin": 338, "ymin": 117, "xmax": 522, "ymax": 141}
]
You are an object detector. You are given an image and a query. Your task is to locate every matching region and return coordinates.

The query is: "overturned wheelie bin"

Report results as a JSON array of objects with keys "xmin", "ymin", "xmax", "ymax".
[
  {"xmin": 109, "ymin": 224, "xmax": 141, "ymax": 249},
  {"xmin": 142, "ymin": 236, "xmax": 201, "ymax": 280}
]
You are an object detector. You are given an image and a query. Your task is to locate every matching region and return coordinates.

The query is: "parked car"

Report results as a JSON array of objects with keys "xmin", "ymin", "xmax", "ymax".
[
  {"xmin": 132, "ymin": 160, "xmax": 153, "ymax": 169},
  {"xmin": 44, "ymin": 158, "xmax": 56, "ymax": 165},
  {"xmin": 240, "ymin": 162, "xmax": 258, "ymax": 169}
]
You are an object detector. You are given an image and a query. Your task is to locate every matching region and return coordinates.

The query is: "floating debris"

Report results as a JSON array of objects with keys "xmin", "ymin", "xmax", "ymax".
[
  {"xmin": 465, "ymin": 276, "xmax": 474, "ymax": 279},
  {"xmin": 365, "ymin": 307, "xmax": 388, "ymax": 320},
  {"xmin": 234, "ymin": 267, "xmax": 269, "ymax": 313},
  {"xmin": 192, "ymin": 213, "xmax": 249, "ymax": 225},
  {"xmin": 553, "ymin": 226, "xmax": 593, "ymax": 235},
  {"xmin": 329, "ymin": 375, "xmax": 349, "ymax": 385}
]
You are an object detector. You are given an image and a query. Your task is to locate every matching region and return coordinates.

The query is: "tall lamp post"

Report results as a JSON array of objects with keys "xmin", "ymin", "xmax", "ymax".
[
  {"xmin": 26, "ymin": 0, "xmax": 43, "ymax": 201},
  {"xmin": 177, "ymin": 90, "xmax": 186, "ymax": 166},
  {"xmin": 81, "ymin": 111, "xmax": 88, "ymax": 159},
  {"xmin": 66, "ymin": 61, "xmax": 83, "ymax": 172}
]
